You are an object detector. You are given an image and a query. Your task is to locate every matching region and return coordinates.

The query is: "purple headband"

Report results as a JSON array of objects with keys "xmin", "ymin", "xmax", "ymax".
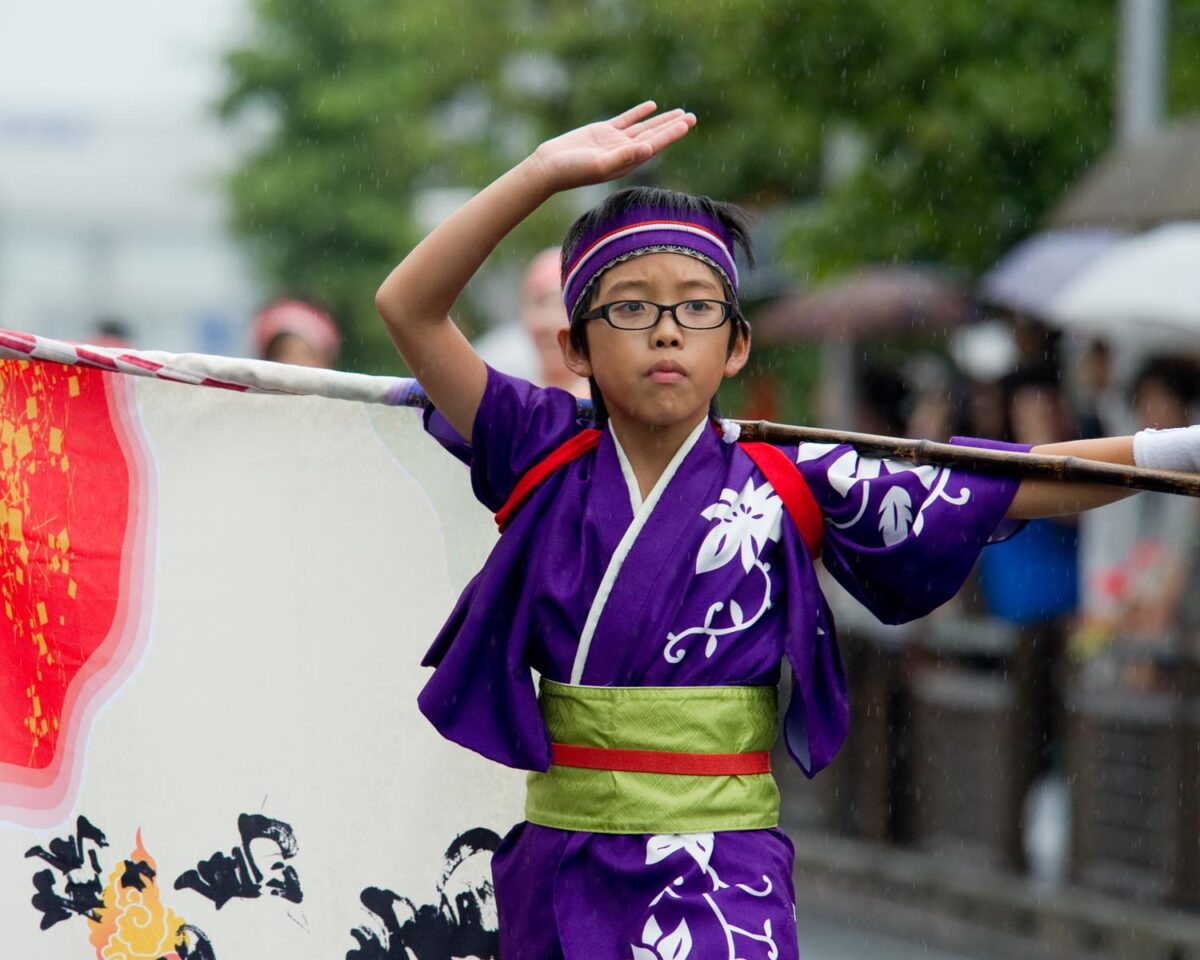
[{"xmin": 561, "ymin": 206, "xmax": 740, "ymax": 315}]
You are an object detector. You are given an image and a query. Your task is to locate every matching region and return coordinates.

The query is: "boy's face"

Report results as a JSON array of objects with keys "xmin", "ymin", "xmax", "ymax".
[{"xmin": 559, "ymin": 252, "xmax": 749, "ymax": 430}]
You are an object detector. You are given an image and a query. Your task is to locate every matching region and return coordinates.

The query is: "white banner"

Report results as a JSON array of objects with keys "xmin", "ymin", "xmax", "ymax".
[{"xmin": 0, "ymin": 356, "xmax": 519, "ymax": 959}]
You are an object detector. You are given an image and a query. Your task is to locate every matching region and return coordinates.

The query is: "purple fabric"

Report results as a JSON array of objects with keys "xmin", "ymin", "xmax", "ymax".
[
  {"xmin": 494, "ymin": 823, "xmax": 798, "ymax": 959},
  {"xmin": 384, "ymin": 378, "xmax": 425, "ymax": 407},
  {"xmin": 421, "ymin": 406, "xmax": 472, "ymax": 465},
  {"xmin": 418, "ymin": 367, "xmax": 1024, "ymax": 958},
  {"xmin": 795, "ymin": 437, "xmax": 1029, "ymax": 627},
  {"xmin": 561, "ymin": 205, "xmax": 740, "ymax": 315}
]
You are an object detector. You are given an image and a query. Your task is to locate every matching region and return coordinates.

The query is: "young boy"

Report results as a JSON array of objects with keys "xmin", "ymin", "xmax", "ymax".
[{"xmin": 376, "ymin": 102, "xmax": 1198, "ymax": 959}]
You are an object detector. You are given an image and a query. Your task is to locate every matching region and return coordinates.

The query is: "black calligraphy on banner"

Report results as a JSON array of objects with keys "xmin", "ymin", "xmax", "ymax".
[
  {"xmin": 177, "ymin": 923, "xmax": 219, "ymax": 960},
  {"xmin": 347, "ymin": 827, "xmax": 500, "ymax": 960},
  {"xmin": 22, "ymin": 814, "xmax": 220, "ymax": 957},
  {"xmin": 24, "ymin": 814, "xmax": 108, "ymax": 929},
  {"xmin": 174, "ymin": 812, "xmax": 303, "ymax": 909}
]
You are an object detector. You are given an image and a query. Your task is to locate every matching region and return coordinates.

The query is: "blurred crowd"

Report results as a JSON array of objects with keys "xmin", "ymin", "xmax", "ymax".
[
  {"xmin": 777, "ymin": 312, "xmax": 1200, "ymax": 897},
  {"xmin": 854, "ymin": 320, "xmax": 1200, "ymax": 696}
]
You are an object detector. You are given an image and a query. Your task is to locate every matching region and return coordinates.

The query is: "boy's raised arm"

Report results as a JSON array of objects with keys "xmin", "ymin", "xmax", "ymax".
[{"xmin": 375, "ymin": 102, "xmax": 696, "ymax": 440}]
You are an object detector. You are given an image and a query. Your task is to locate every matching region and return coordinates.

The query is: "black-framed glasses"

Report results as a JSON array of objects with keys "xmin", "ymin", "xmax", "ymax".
[{"xmin": 580, "ymin": 299, "xmax": 735, "ymax": 331}]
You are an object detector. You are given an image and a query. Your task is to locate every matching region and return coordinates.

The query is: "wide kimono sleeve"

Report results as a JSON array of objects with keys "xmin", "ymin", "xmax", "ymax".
[
  {"xmin": 793, "ymin": 437, "xmax": 1029, "ymax": 624},
  {"xmin": 422, "ymin": 364, "xmax": 585, "ymax": 510},
  {"xmin": 417, "ymin": 365, "xmax": 586, "ymax": 771}
]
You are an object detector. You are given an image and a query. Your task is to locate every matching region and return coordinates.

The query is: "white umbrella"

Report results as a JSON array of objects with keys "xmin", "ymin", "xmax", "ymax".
[
  {"xmin": 1044, "ymin": 222, "xmax": 1200, "ymax": 344},
  {"xmin": 979, "ymin": 227, "xmax": 1125, "ymax": 318}
]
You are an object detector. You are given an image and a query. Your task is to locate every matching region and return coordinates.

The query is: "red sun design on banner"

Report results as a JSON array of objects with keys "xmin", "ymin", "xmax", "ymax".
[{"xmin": 0, "ymin": 360, "xmax": 153, "ymax": 826}]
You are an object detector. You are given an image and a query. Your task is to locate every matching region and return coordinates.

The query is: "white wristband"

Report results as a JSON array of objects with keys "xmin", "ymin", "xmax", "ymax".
[{"xmin": 1132, "ymin": 425, "xmax": 1200, "ymax": 473}]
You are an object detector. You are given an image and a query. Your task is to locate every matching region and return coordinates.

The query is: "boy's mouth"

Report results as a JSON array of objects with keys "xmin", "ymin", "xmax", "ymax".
[{"xmin": 647, "ymin": 360, "xmax": 687, "ymax": 383}]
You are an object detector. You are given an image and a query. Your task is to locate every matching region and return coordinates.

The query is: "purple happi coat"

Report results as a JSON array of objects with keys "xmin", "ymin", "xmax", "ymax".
[{"xmin": 420, "ymin": 367, "xmax": 1023, "ymax": 959}]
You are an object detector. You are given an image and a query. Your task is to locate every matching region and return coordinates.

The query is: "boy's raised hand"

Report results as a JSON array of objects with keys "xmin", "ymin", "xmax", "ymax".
[
  {"xmin": 377, "ymin": 103, "xmax": 694, "ymax": 442},
  {"xmin": 530, "ymin": 102, "xmax": 696, "ymax": 192}
]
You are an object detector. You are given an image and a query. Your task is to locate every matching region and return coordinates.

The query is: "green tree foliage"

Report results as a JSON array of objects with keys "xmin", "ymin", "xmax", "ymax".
[
  {"xmin": 529, "ymin": 0, "xmax": 1122, "ymax": 272},
  {"xmin": 222, "ymin": 0, "xmax": 550, "ymax": 370},
  {"xmin": 222, "ymin": 0, "xmax": 1200, "ymax": 374}
]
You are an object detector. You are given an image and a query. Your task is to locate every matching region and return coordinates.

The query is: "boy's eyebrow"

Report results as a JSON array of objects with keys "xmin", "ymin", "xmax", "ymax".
[
  {"xmin": 603, "ymin": 278, "xmax": 652, "ymax": 297},
  {"xmin": 676, "ymin": 277, "xmax": 724, "ymax": 292}
]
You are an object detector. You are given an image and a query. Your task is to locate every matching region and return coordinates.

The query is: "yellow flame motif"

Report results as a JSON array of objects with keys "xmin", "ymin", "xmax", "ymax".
[{"xmin": 87, "ymin": 831, "xmax": 191, "ymax": 960}]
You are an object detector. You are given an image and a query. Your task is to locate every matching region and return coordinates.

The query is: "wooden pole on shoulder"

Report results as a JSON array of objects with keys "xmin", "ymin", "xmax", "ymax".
[{"xmin": 732, "ymin": 421, "xmax": 1200, "ymax": 499}]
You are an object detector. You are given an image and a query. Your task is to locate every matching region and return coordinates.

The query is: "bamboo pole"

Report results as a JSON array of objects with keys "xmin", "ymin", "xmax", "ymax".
[{"xmin": 732, "ymin": 420, "xmax": 1200, "ymax": 499}]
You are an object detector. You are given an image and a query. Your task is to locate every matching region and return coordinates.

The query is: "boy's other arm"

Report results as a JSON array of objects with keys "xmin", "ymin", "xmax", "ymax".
[
  {"xmin": 1006, "ymin": 436, "xmax": 1138, "ymax": 518},
  {"xmin": 375, "ymin": 102, "xmax": 695, "ymax": 441}
]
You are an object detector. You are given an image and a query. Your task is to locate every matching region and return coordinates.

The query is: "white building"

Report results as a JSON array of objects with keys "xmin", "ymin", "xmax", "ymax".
[{"xmin": 0, "ymin": 0, "xmax": 261, "ymax": 354}]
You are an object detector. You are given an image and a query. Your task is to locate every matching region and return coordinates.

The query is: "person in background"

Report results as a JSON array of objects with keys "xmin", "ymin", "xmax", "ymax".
[
  {"xmin": 520, "ymin": 247, "xmax": 589, "ymax": 398},
  {"xmin": 1010, "ymin": 315, "xmax": 1062, "ymax": 371},
  {"xmin": 903, "ymin": 354, "xmax": 969, "ymax": 442},
  {"xmin": 978, "ymin": 363, "xmax": 1081, "ymax": 627},
  {"xmin": 855, "ymin": 361, "xmax": 909, "ymax": 436},
  {"xmin": 251, "ymin": 298, "xmax": 342, "ymax": 369},
  {"xmin": 475, "ymin": 248, "xmax": 590, "ymax": 398},
  {"xmin": 1076, "ymin": 357, "xmax": 1200, "ymax": 683},
  {"xmin": 1071, "ymin": 339, "xmax": 1129, "ymax": 440},
  {"xmin": 89, "ymin": 317, "xmax": 134, "ymax": 349},
  {"xmin": 977, "ymin": 363, "xmax": 1079, "ymax": 774}
]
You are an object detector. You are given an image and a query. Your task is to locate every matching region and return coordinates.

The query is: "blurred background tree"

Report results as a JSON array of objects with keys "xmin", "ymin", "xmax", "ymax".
[
  {"xmin": 221, "ymin": 0, "xmax": 549, "ymax": 369},
  {"xmin": 223, "ymin": 0, "xmax": 1200, "ymax": 376}
]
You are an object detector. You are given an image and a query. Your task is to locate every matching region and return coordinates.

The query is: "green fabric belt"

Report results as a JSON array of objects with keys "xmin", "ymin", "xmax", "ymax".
[{"xmin": 525, "ymin": 679, "xmax": 780, "ymax": 834}]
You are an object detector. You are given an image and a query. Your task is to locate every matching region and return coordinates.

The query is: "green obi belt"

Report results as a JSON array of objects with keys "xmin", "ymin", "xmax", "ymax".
[{"xmin": 525, "ymin": 678, "xmax": 780, "ymax": 835}]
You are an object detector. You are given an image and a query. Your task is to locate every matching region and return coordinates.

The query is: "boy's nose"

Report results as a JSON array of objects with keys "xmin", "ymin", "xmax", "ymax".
[{"xmin": 652, "ymin": 310, "xmax": 684, "ymax": 347}]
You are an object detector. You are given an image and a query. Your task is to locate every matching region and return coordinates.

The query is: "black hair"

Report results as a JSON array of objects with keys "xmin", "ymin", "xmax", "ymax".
[
  {"xmin": 95, "ymin": 317, "xmax": 132, "ymax": 341},
  {"xmin": 561, "ymin": 187, "xmax": 754, "ymax": 425},
  {"xmin": 997, "ymin": 362, "xmax": 1069, "ymax": 443},
  {"xmin": 858, "ymin": 362, "xmax": 912, "ymax": 437},
  {"xmin": 1131, "ymin": 356, "xmax": 1200, "ymax": 407}
]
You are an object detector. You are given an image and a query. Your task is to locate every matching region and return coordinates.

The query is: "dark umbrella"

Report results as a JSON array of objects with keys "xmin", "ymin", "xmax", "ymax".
[
  {"xmin": 750, "ymin": 267, "xmax": 973, "ymax": 430},
  {"xmin": 1048, "ymin": 115, "xmax": 1200, "ymax": 229},
  {"xmin": 752, "ymin": 266, "xmax": 972, "ymax": 346}
]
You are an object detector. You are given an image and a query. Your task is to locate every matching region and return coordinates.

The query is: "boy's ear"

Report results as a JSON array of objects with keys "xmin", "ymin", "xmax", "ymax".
[
  {"xmin": 723, "ymin": 322, "xmax": 751, "ymax": 379},
  {"xmin": 559, "ymin": 328, "xmax": 592, "ymax": 378}
]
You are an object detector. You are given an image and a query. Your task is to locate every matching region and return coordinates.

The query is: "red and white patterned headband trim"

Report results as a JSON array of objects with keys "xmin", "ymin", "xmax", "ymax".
[{"xmin": 561, "ymin": 220, "xmax": 739, "ymax": 313}]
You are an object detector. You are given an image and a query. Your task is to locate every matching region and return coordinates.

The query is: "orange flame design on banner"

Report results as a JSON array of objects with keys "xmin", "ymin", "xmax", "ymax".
[{"xmin": 87, "ymin": 830, "xmax": 189, "ymax": 960}]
